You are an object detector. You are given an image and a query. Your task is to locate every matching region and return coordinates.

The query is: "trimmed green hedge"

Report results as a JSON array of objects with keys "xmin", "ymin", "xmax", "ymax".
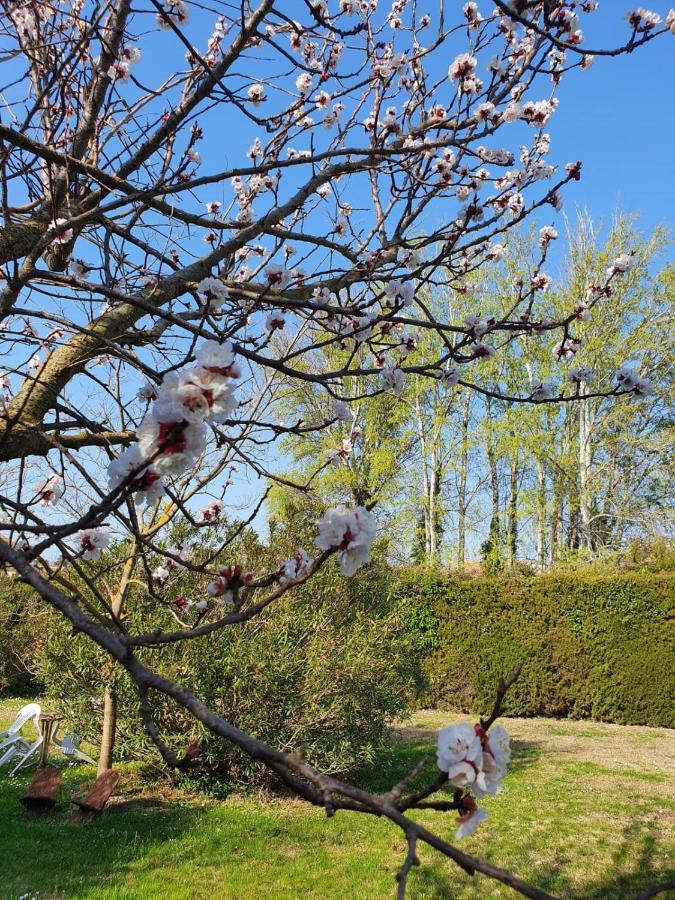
[{"xmin": 399, "ymin": 570, "xmax": 675, "ymax": 728}]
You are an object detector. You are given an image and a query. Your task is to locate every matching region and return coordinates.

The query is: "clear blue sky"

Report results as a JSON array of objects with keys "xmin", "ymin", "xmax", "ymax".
[{"xmin": 542, "ymin": 8, "xmax": 674, "ymax": 248}]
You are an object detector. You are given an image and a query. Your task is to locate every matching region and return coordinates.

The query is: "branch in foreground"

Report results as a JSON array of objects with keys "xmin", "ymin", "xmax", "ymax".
[{"xmin": 1, "ymin": 538, "xmax": 553, "ymax": 899}]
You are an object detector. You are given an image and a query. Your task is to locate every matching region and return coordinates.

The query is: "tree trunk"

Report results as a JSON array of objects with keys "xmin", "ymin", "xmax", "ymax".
[
  {"xmin": 457, "ymin": 392, "xmax": 470, "ymax": 568},
  {"xmin": 428, "ymin": 400, "xmax": 444, "ymax": 562},
  {"xmin": 551, "ymin": 470, "xmax": 564, "ymax": 563},
  {"xmin": 485, "ymin": 397, "xmax": 501, "ymax": 549},
  {"xmin": 98, "ymin": 688, "xmax": 118, "ymax": 774},
  {"xmin": 578, "ymin": 386, "xmax": 594, "ymax": 556},
  {"xmin": 429, "ymin": 441, "xmax": 438, "ymax": 560},
  {"xmin": 507, "ymin": 453, "xmax": 519, "ymax": 566},
  {"xmin": 97, "ymin": 551, "xmax": 137, "ymax": 774},
  {"xmin": 535, "ymin": 457, "xmax": 547, "ymax": 571}
]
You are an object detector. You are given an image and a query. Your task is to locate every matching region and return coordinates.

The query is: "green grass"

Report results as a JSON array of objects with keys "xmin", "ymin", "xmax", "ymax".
[{"xmin": 1, "ymin": 697, "xmax": 673, "ymax": 899}]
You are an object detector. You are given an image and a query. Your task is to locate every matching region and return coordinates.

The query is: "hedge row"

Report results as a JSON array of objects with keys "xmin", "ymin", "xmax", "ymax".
[
  {"xmin": 2, "ymin": 565, "xmax": 673, "ymax": 734},
  {"xmin": 398, "ymin": 570, "xmax": 675, "ymax": 728}
]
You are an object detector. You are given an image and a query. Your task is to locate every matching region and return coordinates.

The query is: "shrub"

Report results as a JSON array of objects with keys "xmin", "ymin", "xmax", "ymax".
[
  {"xmin": 25, "ymin": 551, "xmax": 420, "ymax": 784},
  {"xmin": 399, "ymin": 568, "xmax": 674, "ymax": 727},
  {"xmin": 0, "ymin": 577, "xmax": 46, "ymax": 694}
]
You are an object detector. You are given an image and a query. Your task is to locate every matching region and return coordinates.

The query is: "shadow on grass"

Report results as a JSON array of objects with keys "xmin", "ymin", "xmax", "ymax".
[
  {"xmin": 575, "ymin": 818, "xmax": 674, "ymax": 900},
  {"xmin": 409, "ymin": 815, "xmax": 672, "ymax": 900},
  {"xmin": 0, "ymin": 767, "xmax": 202, "ymax": 898},
  {"xmin": 505, "ymin": 815, "xmax": 673, "ymax": 900}
]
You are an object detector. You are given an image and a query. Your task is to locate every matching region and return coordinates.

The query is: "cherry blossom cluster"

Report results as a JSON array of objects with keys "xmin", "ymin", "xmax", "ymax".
[
  {"xmin": 206, "ymin": 564, "xmax": 254, "ymax": 605},
  {"xmin": 315, "ymin": 506, "xmax": 377, "ymax": 576},
  {"xmin": 436, "ymin": 722, "xmax": 511, "ymax": 840},
  {"xmin": 107, "ymin": 45, "xmax": 141, "ymax": 85},
  {"xmin": 278, "ymin": 549, "xmax": 313, "ymax": 588},
  {"xmin": 77, "ymin": 529, "xmax": 110, "ymax": 562},
  {"xmin": 196, "ymin": 277, "xmax": 229, "ymax": 313},
  {"xmin": 108, "ymin": 340, "xmax": 241, "ymax": 503},
  {"xmin": 157, "ymin": 0, "xmax": 188, "ymax": 29},
  {"xmin": 199, "ymin": 500, "xmax": 224, "ymax": 523},
  {"xmin": 616, "ymin": 367, "xmax": 653, "ymax": 397}
]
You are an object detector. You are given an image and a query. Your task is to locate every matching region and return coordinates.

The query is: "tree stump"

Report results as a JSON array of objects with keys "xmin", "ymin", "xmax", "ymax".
[
  {"xmin": 71, "ymin": 769, "xmax": 120, "ymax": 821},
  {"xmin": 20, "ymin": 767, "xmax": 62, "ymax": 815}
]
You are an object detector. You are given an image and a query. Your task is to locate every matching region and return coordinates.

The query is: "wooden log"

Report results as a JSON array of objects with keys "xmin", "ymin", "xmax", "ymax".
[
  {"xmin": 20, "ymin": 767, "xmax": 62, "ymax": 815},
  {"xmin": 72, "ymin": 769, "xmax": 120, "ymax": 821}
]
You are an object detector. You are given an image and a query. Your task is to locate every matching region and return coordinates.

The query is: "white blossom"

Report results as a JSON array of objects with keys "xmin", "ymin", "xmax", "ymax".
[
  {"xmin": 315, "ymin": 506, "xmax": 377, "ymax": 576},
  {"xmin": 78, "ymin": 529, "xmax": 110, "ymax": 561},
  {"xmin": 196, "ymin": 276, "xmax": 229, "ymax": 311},
  {"xmin": 265, "ymin": 263, "xmax": 291, "ymax": 290},
  {"xmin": 608, "ymin": 253, "xmax": 632, "ymax": 276},
  {"xmin": 136, "ymin": 406, "xmax": 206, "ymax": 476},
  {"xmin": 278, "ymin": 549, "xmax": 313, "ymax": 587},
  {"xmin": 616, "ymin": 367, "xmax": 653, "ymax": 396},
  {"xmin": 465, "ymin": 315, "xmax": 494, "ymax": 338},
  {"xmin": 569, "ymin": 366, "xmax": 594, "ymax": 385},
  {"xmin": 553, "ymin": 338, "xmax": 581, "ymax": 361},
  {"xmin": 199, "ymin": 500, "xmax": 223, "ymax": 522},
  {"xmin": 70, "ymin": 259, "xmax": 93, "ymax": 278},
  {"xmin": 442, "ymin": 367, "xmax": 459, "ymax": 388},
  {"xmin": 384, "ymin": 279, "xmax": 414, "ymax": 307},
  {"xmin": 438, "ymin": 722, "xmax": 511, "ymax": 800},
  {"xmin": 152, "ymin": 565, "xmax": 170, "ymax": 582},
  {"xmin": 531, "ymin": 381, "xmax": 555, "ymax": 402},
  {"xmin": 436, "ymin": 723, "xmax": 483, "ymax": 788},
  {"xmin": 50, "ymin": 218, "xmax": 73, "ymax": 244},
  {"xmin": 36, "ymin": 475, "xmax": 64, "ymax": 506},
  {"xmin": 448, "ymin": 53, "xmax": 477, "ymax": 82},
  {"xmin": 247, "ymin": 83, "xmax": 266, "ymax": 106},
  {"xmin": 539, "ymin": 225, "xmax": 558, "ymax": 248},
  {"xmin": 381, "ymin": 365, "xmax": 405, "ymax": 396},
  {"xmin": 107, "ymin": 61, "xmax": 130, "ymax": 83},
  {"xmin": 138, "ymin": 381, "xmax": 157, "ymax": 402},
  {"xmin": 455, "ymin": 805, "xmax": 489, "ymax": 841},
  {"xmin": 157, "ymin": 0, "xmax": 188, "ymax": 27},
  {"xmin": 108, "ymin": 445, "xmax": 165, "ymax": 505}
]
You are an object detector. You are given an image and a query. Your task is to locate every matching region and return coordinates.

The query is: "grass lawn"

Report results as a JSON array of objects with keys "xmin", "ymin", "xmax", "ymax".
[{"xmin": 1, "ymin": 696, "xmax": 673, "ymax": 900}]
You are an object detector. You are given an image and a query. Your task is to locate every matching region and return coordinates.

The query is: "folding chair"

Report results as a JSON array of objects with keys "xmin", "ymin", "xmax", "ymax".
[
  {"xmin": 53, "ymin": 732, "xmax": 95, "ymax": 766},
  {"xmin": 0, "ymin": 703, "xmax": 43, "ymax": 773}
]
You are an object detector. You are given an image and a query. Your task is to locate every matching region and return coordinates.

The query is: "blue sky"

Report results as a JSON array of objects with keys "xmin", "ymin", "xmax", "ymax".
[{"xmin": 542, "ymin": 7, "xmax": 674, "ymax": 253}]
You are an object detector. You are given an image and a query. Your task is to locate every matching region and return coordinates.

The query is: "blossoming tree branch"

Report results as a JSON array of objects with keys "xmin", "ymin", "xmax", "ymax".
[{"xmin": 0, "ymin": 0, "xmax": 671, "ymax": 895}]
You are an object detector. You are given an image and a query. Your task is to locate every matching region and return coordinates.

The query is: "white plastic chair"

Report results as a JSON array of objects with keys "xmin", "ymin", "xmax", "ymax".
[
  {"xmin": 0, "ymin": 703, "xmax": 43, "ymax": 774},
  {"xmin": 53, "ymin": 732, "xmax": 95, "ymax": 766}
]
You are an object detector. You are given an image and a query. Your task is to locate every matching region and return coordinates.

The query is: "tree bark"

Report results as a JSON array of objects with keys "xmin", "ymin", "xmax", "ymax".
[
  {"xmin": 485, "ymin": 397, "xmax": 501, "ymax": 549},
  {"xmin": 415, "ymin": 385, "xmax": 432, "ymax": 559},
  {"xmin": 507, "ymin": 453, "xmax": 519, "ymax": 566},
  {"xmin": 578, "ymin": 386, "xmax": 594, "ymax": 556},
  {"xmin": 98, "ymin": 688, "xmax": 118, "ymax": 775},
  {"xmin": 551, "ymin": 470, "xmax": 564, "ymax": 563},
  {"xmin": 457, "ymin": 392, "xmax": 470, "ymax": 568},
  {"xmin": 535, "ymin": 457, "xmax": 547, "ymax": 571},
  {"xmin": 97, "ymin": 551, "xmax": 137, "ymax": 774}
]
